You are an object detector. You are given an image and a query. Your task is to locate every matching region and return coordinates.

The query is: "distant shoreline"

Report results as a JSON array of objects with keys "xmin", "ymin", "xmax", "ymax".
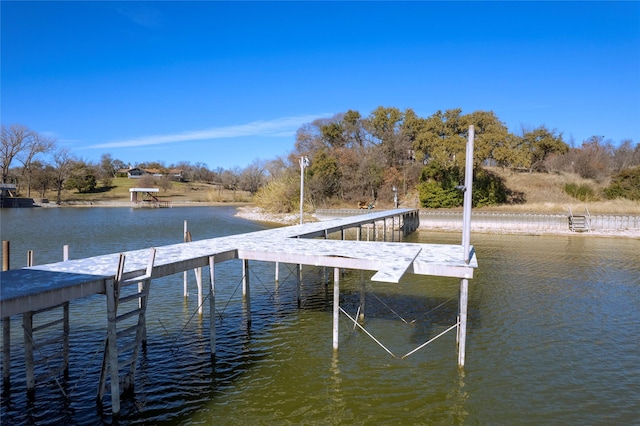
[{"xmin": 25, "ymin": 201, "xmax": 640, "ymax": 239}]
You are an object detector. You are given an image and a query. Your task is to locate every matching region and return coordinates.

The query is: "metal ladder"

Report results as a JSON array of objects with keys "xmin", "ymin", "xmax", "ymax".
[{"xmin": 97, "ymin": 247, "xmax": 156, "ymax": 414}]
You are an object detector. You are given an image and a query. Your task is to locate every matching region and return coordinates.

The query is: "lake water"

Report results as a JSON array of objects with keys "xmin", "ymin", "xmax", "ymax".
[{"xmin": 1, "ymin": 207, "xmax": 639, "ymax": 425}]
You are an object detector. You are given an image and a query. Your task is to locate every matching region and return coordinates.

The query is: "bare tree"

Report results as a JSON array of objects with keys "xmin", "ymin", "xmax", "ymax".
[
  {"xmin": 240, "ymin": 159, "xmax": 266, "ymax": 194},
  {"xmin": 1, "ymin": 124, "xmax": 30, "ymax": 184},
  {"xmin": 18, "ymin": 133, "xmax": 55, "ymax": 196},
  {"xmin": 52, "ymin": 148, "xmax": 74, "ymax": 204}
]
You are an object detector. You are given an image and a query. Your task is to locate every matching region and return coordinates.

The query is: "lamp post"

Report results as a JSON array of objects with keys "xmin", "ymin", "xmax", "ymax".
[
  {"xmin": 299, "ymin": 156, "xmax": 310, "ymax": 224},
  {"xmin": 392, "ymin": 185, "xmax": 398, "ymax": 209}
]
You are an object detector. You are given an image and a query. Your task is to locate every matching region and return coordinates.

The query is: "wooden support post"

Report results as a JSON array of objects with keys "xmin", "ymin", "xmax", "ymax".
[
  {"xmin": 2, "ymin": 240, "xmax": 9, "ymax": 271},
  {"xmin": 27, "ymin": 250, "xmax": 34, "ymax": 267},
  {"xmin": 242, "ymin": 259, "xmax": 251, "ymax": 328},
  {"xmin": 195, "ymin": 266, "xmax": 203, "ymax": 316},
  {"xmin": 63, "ymin": 303, "xmax": 69, "ymax": 379},
  {"xmin": 183, "ymin": 220, "xmax": 189, "ymax": 298},
  {"xmin": 2, "ymin": 317, "xmax": 9, "ymax": 392},
  {"xmin": 458, "ymin": 278, "xmax": 469, "ymax": 367},
  {"xmin": 359, "ymin": 270, "xmax": 366, "ymax": 323},
  {"xmin": 23, "ymin": 311, "xmax": 35, "ymax": 398},
  {"xmin": 208, "ymin": 256, "xmax": 216, "ymax": 360},
  {"xmin": 332, "ymin": 267, "xmax": 340, "ymax": 351},
  {"xmin": 357, "ymin": 225, "xmax": 361, "ymax": 241},
  {"xmin": 296, "ymin": 264, "xmax": 302, "ymax": 308},
  {"xmin": 383, "ymin": 218, "xmax": 387, "ymax": 241}
]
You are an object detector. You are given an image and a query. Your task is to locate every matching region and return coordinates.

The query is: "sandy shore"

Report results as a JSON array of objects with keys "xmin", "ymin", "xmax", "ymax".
[{"xmin": 235, "ymin": 206, "xmax": 640, "ymax": 239}]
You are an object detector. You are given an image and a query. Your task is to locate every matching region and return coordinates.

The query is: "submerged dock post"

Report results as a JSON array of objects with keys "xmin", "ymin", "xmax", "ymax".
[
  {"xmin": 2, "ymin": 241, "xmax": 9, "ymax": 392},
  {"xmin": 208, "ymin": 256, "xmax": 216, "ymax": 359},
  {"xmin": 242, "ymin": 259, "xmax": 251, "ymax": 327},
  {"xmin": 333, "ymin": 268, "xmax": 340, "ymax": 351}
]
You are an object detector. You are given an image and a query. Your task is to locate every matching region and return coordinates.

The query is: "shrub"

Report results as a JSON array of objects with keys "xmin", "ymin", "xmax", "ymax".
[
  {"xmin": 604, "ymin": 166, "xmax": 640, "ymax": 201},
  {"xmin": 564, "ymin": 182, "xmax": 596, "ymax": 201},
  {"xmin": 418, "ymin": 164, "xmax": 507, "ymax": 208},
  {"xmin": 253, "ymin": 173, "xmax": 298, "ymax": 213}
]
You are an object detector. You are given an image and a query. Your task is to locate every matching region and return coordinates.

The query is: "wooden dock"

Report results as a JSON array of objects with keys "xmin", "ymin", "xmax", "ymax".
[{"xmin": 2, "ymin": 128, "xmax": 478, "ymax": 416}]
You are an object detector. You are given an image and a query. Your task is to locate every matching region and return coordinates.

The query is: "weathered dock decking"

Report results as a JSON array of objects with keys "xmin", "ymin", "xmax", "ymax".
[{"xmin": 2, "ymin": 128, "xmax": 478, "ymax": 416}]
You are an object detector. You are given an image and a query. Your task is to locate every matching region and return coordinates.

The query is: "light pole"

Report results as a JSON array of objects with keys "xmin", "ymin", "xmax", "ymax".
[
  {"xmin": 392, "ymin": 185, "xmax": 398, "ymax": 208},
  {"xmin": 299, "ymin": 156, "xmax": 310, "ymax": 224}
]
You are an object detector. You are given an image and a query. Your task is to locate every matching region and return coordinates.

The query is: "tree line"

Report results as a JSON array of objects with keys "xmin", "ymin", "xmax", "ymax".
[
  {"xmin": 3, "ymin": 107, "xmax": 639, "ymax": 207},
  {"xmin": 1, "ymin": 124, "xmax": 268, "ymax": 203},
  {"xmin": 258, "ymin": 107, "xmax": 640, "ymax": 210}
]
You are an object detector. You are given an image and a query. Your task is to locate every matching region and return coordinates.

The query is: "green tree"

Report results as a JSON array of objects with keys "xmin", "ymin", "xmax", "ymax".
[
  {"xmin": 66, "ymin": 160, "xmax": 97, "ymax": 193},
  {"xmin": 307, "ymin": 149, "xmax": 341, "ymax": 201},
  {"xmin": 521, "ymin": 126, "xmax": 568, "ymax": 172},
  {"xmin": 414, "ymin": 109, "xmax": 467, "ymax": 169},
  {"xmin": 417, "ymin": 162, "xmax": 463, "ymax": 208}
]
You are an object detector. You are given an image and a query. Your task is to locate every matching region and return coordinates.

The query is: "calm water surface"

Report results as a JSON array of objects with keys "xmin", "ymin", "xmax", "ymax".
[{"xmin": 1, "ymin": 207, "xmax": 638, "ymax": 425}]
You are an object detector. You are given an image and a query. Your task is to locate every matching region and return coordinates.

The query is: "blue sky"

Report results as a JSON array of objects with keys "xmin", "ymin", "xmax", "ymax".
[{"xmin": 2, "ymin": 1, "xmax": 639, "ymax": 170}]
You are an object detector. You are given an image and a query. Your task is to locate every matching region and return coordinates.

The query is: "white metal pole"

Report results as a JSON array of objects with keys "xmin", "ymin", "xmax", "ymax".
[
  {"xmin": 462, "ymin": 125, "xmax": 474, "ymax": 263},
  {"xmin": 183, "ymin": 220, "xmax": 188, "ymax": 297},
  {"xmin": 333, "ymin": 267, "xmax": 340, "ymax": 351},
  {"xmin": 458, "ymin": 278, "xmax": 469, "ymax": 367}
]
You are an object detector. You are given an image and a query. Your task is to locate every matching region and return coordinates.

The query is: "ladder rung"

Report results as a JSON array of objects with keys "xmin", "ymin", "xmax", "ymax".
[
  {"xmin": 35, "ymin": 365, "xmax": 66, "ymax": 382},
  {"xmin": 119, "ymin": 339, "xmax": 139, "ymax": 353},
  {"xmin": 34, "ymin": 333, "xmax": 65, "ymax": 348},
  {"xmin": 33, "ymin": 317, "xmax": 65, "ymax": 333},
  {"xmin": 121, "ymin": 276, "xmax": 151, "ymax": 286},
  {"xmin": 118, "ymin": 292, "xmax": 146, "ymax": 304},
  {"xmin": 33, "ymin": 302, "xmax": 68, "ymax": 315},
  {"xmin": 116, "ymin": 323, "xmax": 139, "ymax": 339},
  {"xmin": 36, "ymin": 351, "xmax": 64, "ymax": 366},
  {"xmin": 118, "ymin": 353, "xmax": 137, "ymax": 370},
  {"xmin": 115, "ymin": 308, "xmax": 144, "ymax": 323}
]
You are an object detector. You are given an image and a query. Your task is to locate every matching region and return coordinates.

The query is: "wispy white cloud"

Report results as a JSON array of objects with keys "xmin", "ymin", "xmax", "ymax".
[
  {"xmin": 89, "ymin": 114, "xmax": 330, "ymax": 149},
  {"xmin": 117, "ymin": 6, "xmax": 165, "ymax": 30}
]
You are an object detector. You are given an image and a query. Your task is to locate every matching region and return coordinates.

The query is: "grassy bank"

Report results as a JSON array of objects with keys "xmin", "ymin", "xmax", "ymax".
[
  {"xmin": 36, "ymin": 171, "xmax": 640, "ymax": 215},
  {"xmin": 38, "ymin": 177, "xmax": 252, "ymax": 204}
]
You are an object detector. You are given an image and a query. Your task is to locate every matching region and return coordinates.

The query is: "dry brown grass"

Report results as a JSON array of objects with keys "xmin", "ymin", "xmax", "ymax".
[
  {"xmin": 45, "ymin": 178, "xmax": 252, "ymax": 204},
  {"xmin": 479, "ymin": 168, "xmax": 640, "ymax": 214}
]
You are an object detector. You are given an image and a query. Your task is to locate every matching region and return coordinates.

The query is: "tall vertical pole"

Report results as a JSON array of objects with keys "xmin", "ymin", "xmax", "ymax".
[
  {"xmin": 458, "ymin": 125, "xmax": 474, "ymax": 368},
  {"xmin": 332, "ymin": 268, "xmax": 340, "ymax": 351},
  {"xmin": 299, "ymin": 156, "xmax": 309, "ymax": 225},
  {"xmin": 462, "ymin": 125, "xmax": 474, "ymax": 263}
]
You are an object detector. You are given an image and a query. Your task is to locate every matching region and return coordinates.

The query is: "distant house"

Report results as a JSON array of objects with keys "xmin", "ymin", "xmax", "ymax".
[
  {"xmin": 119, "ymin": 167, "xmax": 184, "ymax": 181},
  {"xmin": 126, "ymin": 167, "xmax": 147, "ymax": 179}
]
